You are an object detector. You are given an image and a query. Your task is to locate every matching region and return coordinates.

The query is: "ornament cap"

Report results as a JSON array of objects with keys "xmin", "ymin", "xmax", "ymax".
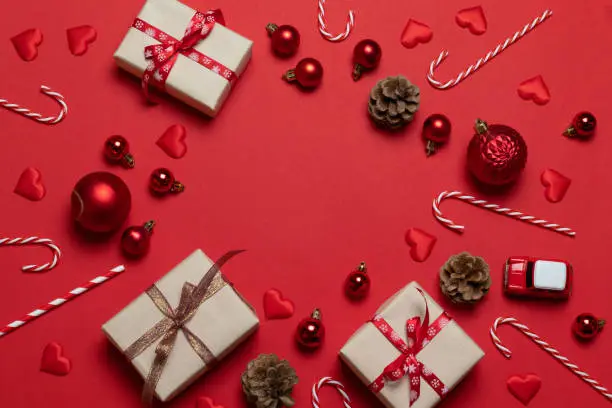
[
  {"xmin": 283, "ymin": 69, "xmax": 297, "ymax": 82},
  {"xmin": 352, "ymin": 64, "xmax": 364, "ymax": 81},
  {"xmin": 266, "ymin": 23, "xmax": 279, "ymax": 35},
  {"xmin": 144, "ymin": 220, "xmax": 155, "ymax": 233},
  {"xmin": 358, "ymin": 261, "xmax": 367, "ymax": 272},
  {"xmin": 563, "ymin": 126, "xmax": 576, "ymax": 137},
  {"xmin": 171, "ymin": 181, "xmax": 185, "ymax": 193},
  {"xmin": 425, "ymin": 140, "xmax": 437, "ymax": 157},
  {"xmin": 474, "ymin": 118, "xmax": 489, "ymax": 134},
  {"xmin": 311, "ymin": 308, "xmax": 322, "ymax": 320},
  {"xmin": 598, "ymin": 319, "xmax": 606, "ymax": 330},
  {"xmin": 122, "ymin": 153, "xmax": 135, "ymax": 168}
]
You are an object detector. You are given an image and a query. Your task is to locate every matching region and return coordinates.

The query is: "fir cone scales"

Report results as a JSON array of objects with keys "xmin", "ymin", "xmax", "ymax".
[
  {"xmin": 368, "ymin": 76, "xmax": 420, "ymax": 130},
  {"xmin": 241, "ymin": 354, "xmax": 298, "ymax": 408},
  {"xmin": 440, "ymin": 252, "xmax": 491, "ymax": 304}
]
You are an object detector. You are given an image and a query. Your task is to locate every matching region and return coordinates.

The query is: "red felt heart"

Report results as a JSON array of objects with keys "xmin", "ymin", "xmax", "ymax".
[
  {"xmin": 541, "ymin": 169, "xmax": 571, "ymax": 203},
  {"xmin": 66, "ymin": 25, "xmax": 97, "ymax": 56},
  {"xmin": 11, "ymin": 28, "xmax": 43, "ymax": 61},
  {"xmin": 196, "ymin": 397, "xmax": 223, "ymax": 408},
  {"xmin": 456, "ymin": 6, "xmax": 487, "ymax": 35},
  {"xmin": 405, "ymin": 228, "xmax": 437, "ymax": 262},
  {"xmin": 263, "ymin": 289, "xmax": 294, "ymax": 320},
  {"xmin": 40, "ymin": 342, "xmax": 71, "ymax": 376},
  {"xmin": 14, "ymin": 167, "xmax": 46, "ymax": 201},
  {"xmin": 157, "ymin": 124, "xmax": 188, "ymax": 159},
  {"xmin": 517, "ymin": 75, "xmax": 550, "ymax": 105},
  {"xmin": 507, "ymin": 374, "xmax": 541, "ymax": 405},
  {"xmin": 400, "ymin": 19, "xmax": 433, "ymax": 49}
]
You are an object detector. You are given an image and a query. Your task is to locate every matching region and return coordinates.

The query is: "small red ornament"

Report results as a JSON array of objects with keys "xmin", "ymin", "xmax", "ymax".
[
  {"xmin": 572, "ymin": 313, "xmax": 605, "ymax": 341},
  {"xmin": 352, "ymin": 39, "xmax": 381, "ymax": 81},
  {"xmin": 422, "ymin": 114, "xmax": 451, "ymax": 156},
  {"xmin": 295, "ymin": 309, "xmax": 325, "ymax": 349},
  {"xmin": 149, "ymin": 168, "xmax": 184, "ymax": 195},
  {"xmin": 563, "ymin": 111, "xmax": 597, "ymax": 139},
  {"xmin": 104, "ymin": 135, "xmax": 135, "ymax": 168},
  {"xmin": 344, "ymin": 262, "xmax": 370, "ymax": 299},
  {"xmin": 71, "ymin": 171, "xmax": 131, "ymax": 233},
  {"xmin": 283, "ymin": 58, "xmax": 323, "ymax": 89},
  {"xmin": 467, "ymin": 119, "xmax": 528, "ymax": 185},
  {"xmin": 266, "ymin": 23, "xmax": 300, "ymax": 57},
  {"xmin": 121, "ymin": 220, "xmax": 155, "ymax": 257}
]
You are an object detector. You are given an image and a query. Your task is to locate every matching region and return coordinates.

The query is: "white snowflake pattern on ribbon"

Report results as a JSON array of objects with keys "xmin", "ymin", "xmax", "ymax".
[
  {"xmin": 410, "ymin": 390, "xmax": 418, "ymax": 402},
  {"xmin": 144, "ymin": 49, "xmax": 153, "ymax": 58},
  {"xmin": 431, "ymin": 379, "xmax": 440, "ymax": 388},
  {"xmin": 371, "ymin": 383, "xmax": 381, "ymax": 392},
  {"xmin": 144, "ymin": 27, "xmax": 157, "ymax": 37},
  {"xmin": 408, "ymin": 364, "xmax": 417, "ymax": 374},
  {"xmin": 143, "ymin": 73, "xmax": 150, "ymax": 80},
  {"xmin": 427, "ymin": 326, "xmax": 437, "ymax": 337},
  {"xmin": 422, "ymin": 366, "xmax": 433, "ymax": 376},
  {"xmin": 135, "ymin": 20, "xmax": 144, "ymax": 29},
  {"xmin": 393, "ymin": 369, "xmax": 402, "ymax": 378},
  {"xmin": 211, "ymin": 66, "xmax": 221, "ymax": 74},
  {"xmin": 189, "ymin": 52, "xmax": 200, "ymax": 62},
  {"xmin": 390, "ymin": 332, "xmax": 402, "ymax": 343},
  {"xmin": 193, "ymin": 22, "xmax": 202, "ymax": 30},
  {"xmin": 162, "ymin": 64, "xmax": 171, "ymax": 73},
  {"xmin": 153, "ymin": 71, "xmax": 164, "ymax": 82},
  {"xmin": 411, "ymin": 377, "xmax": 420, "ymax": 386},
  {"xmin": 206, "ymin": 15, "xmax": 216, "ymax": 23},
  {"xmin": 407, "ymin": 322, "xmax": 415, "ymax": 332},
  {"xmin": 201, "ymin": 25, "xmax": 210, "ymax": 35},
  {"xmin": 157, "ymin": 54, "xmax": 165, "ymax": 62},
  {"xmin": 441, "ymin": 386, "xmax": 449, "ymax": 395},
  {"xmin": 223, "ymin": 69, "xmax": 232, "ymax": 79},
  {"xmin": 158, "ymin": 32, "xmax": 168, "ymax": 41},
  {"xmin": 438, "ymin": 316, "xmax": 450, "ymax": 327},
  {"xmin": 202, "ymin": 56, "xmax": 211, "ymax": 65},
  {"xmin": 421, "ymin": 338, "xmax": 430, "ymax": 347},
  {"xmin": 195, "ymin": 12, "xmax": 204, "ymax": 20},
  {"xmin": 146, "ymin": 61, "xmax": 155, "ymax": 71}
]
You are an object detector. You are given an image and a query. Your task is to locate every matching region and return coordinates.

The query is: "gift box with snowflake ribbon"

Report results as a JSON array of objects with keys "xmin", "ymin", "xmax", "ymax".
[
  {"xmin": 339, "ymin": 282, "xmax": 484, "ymax": 408},
  {"xmin": 114, "ymin": 0, "xmax": 252, "ymax": 116}
]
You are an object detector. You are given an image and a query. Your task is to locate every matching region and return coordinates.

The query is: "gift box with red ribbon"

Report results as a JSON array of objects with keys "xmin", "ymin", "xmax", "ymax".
[
  {"xmin": 339, "ymin": 282, "xmax": 484, "ymax": 408},
  {"xmin": 114, "ymin": 0, "xmax": 252, "ymax": 116}
]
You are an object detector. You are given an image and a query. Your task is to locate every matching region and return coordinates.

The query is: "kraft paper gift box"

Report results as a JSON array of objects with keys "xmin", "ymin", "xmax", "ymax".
[
  {"xmin": 102, "ymin": 249, "xmax": 259, "ymax": 402},
  {"xmin": 339, "ymin": 282, "xmax": 484, "ymax": 408},
  {"xmin": 114, "ymin": 0, "xmax": 253, "ymax": 116}
]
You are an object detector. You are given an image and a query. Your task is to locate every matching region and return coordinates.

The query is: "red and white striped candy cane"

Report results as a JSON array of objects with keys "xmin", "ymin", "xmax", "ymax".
[
  {"xmin": 1, "ymin": 85, "xmax": 68, "ymax": 124},
  {"xmin": 312, "ymin": 377, "xmax": 352, "ymax": 408},
  {"xmin": 433, "ymin": 190, "xmax": 576, "ymax": 237},
  {"xmin": 427, "ymin": 9, "xmax": 552, "ymax": 89},
  {"xmin": 491, "ymin": 317, "xmax": 612, "ymax": 402},
  {"xmin": 0, "ymin": 236, "xmax": 61, "ymax": 272},
  {"xmin": 0, "ymin": 265, "xmax": 125, "ymax": 338},
  {"xmin": 318, "ymin": 0, "xmax": 355, "ymax": 42}
]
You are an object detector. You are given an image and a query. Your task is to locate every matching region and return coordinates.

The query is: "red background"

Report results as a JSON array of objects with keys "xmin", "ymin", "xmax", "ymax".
[{"xmin": 0, "ymin": 0, "xmax": 610, "ymax": 406}]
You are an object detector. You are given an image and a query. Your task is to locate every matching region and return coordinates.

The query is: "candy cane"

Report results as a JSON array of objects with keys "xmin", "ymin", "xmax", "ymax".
[
  {"xmin": 318, "ymin": 0, "xmax": 355, "ymax": 42},
  {"xmin": 312, "ymin": 377, "xmax": 352, "ymax": 408},
  {"xmin": 1, "ymin": 85, "xmax": 68, "ymax": 124},
  {"xmin": 433, "ymin": 190, "xmax": 576, "ymax": 237},
  {"xmin": 0, "ymin": 236, "xmax": 61, "ymax": 272},
  {"xmin": 427, "ymin": 9, "xmax": 552, "ymax": 89},
  {"xmin": 491, "ymin": 317, "xmax": 612, "ymax": 402},
  {"xmin": 0, "ymin": 265, "xmax": 125, "ymax": 338}
]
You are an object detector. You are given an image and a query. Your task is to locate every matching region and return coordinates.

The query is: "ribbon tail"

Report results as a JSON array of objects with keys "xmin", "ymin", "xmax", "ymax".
[{"xmin": 142, "ymin": 329, "xmax": 179, "ymax": 406}]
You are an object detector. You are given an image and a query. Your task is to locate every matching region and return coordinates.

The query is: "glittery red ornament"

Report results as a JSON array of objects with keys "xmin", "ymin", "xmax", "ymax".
[
  {"xmin": 283, "ymin": 58, "xmax": 323, "ymax": 89},
  {"xmin": 71, "ymin": 172, "xmax": 131, "ymax": 233},
  {"xmin": 344, "ymin": 262, "xmax": 370, "ymax": 299},
  {"xmin": 572, "ymin": 313, "xmax": 605, "ymax": 341},
  {"xmin": 149, "ymin": 168, "xmax": 184, "ymax": 195},
  {"xmin": 104, "ymin": 135, "xmax": 135, "ymax": 168},
  {"xmin": 563, "ymin": 111, "xmax": 597, "ymax": 139},
  {"xmin": 467, "ymin": 119, "xmax": 528, "ymax": 185},
  {"xmin": 121, "ymin": 220, "xmax": 155, "ymax": 257},
  {"xmin": 422, "ymin": 114, "xmax": 451, "ymax": 156},
  {"xmin": 295, "ymin": 309, "xmax": 325, "ymax": 349},
  {"xmin": 266, "ymin": 23, "xmax": 300, "ymax": 57},
  {"xmin": 352, "ymin": 39, "xmax": 381, "ymax": 81}
]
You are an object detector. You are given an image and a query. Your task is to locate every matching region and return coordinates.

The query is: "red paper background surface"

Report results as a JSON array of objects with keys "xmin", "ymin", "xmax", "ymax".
[{"xmin": 0, "ymin": 0, "xmax": 610, "ymax": 407}]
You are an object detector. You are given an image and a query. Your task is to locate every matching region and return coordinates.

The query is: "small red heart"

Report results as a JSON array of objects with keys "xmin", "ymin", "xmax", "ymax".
[
  {"xmin": 517, "ymin": 75, "xmax": 550, "ymax": 105},
  {"xmin": 40, "ymin": 342, "xmax": 72, "ymax": 376},
  {"xmin": 263, "ymin": 289, "xmax": 295, "ymax": 320},
  {"xmin": 400, "ymin": 19, "xmax": 433, "ymax": 49},
  {"xmin": 196, "ymin": 397, "xmax": 224, "ymax": 408},
  {"xmin": 405, "ymin": 228, "xmax": 437, "ymax": 262},
  {"xmin": 541, "ymin": 169, "xmax": 571, "ymax": 203},
  {"xmin": 14, "ymin": 167, "xmax": 46, "ymax": 201},
  {"xmin": 507, "ymin": 374, "xmax": 541, "ymax": 405},
  {"xmin": 157, "ymin": 124, "xmax": 188, "ymax": 159},
  {"xmin": 66, "ymin": 25, "xmax": 97, "ymax": 56},
  {"xmin": 11, "ymin": 28, "xmax": 43, "ymax": 61},
  {"xmin": 456, "ymin": 6, "xmax": 487, "ymax": 35}
]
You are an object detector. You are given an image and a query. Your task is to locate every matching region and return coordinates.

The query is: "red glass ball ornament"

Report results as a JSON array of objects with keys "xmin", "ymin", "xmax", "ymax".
[
  {"xmin": 104, "ymin": 135, "xmax": 135, "ymax": 168},
  {"xmin": 422, "ymin": 114, "xmax": 452, "ymax": 156},
  {"xmin": 563, "ymin": 111, "xmax": 597, "ymax": 139},
  {"xmin": 572, "ymin": 313, "xmax": 605, "ymax": 341},
  {"xmin": 295, "ymin": 309, "xmax": 325, "ymax": 350},
  {"xmin": 121, "ymin": 220, "xmax": 155, "ymax": 257},
  {"xmin": 467, "ymin": 119, "xmax": 528, "ymax": 185},
  {"xmin": 344, "ymin": 262, "xmax": 371, "ymax": 299},
  {"xmin": 149, "ymin": 168, "xmax": 184, "ymax": 195},
  {"xmin": 283, "ymin": 58, "xmax": 323, "ymax": 89},
  {"xmin": 266, "ymin": 23, "xmax": 300, "ymax": 57},
  {"xmin": 352, "ymin": 39, "xmax": 381, "ymax": 81},
  {"xmin": 71, "ymin": 171, "xmax": 131, "ymax": 233}
]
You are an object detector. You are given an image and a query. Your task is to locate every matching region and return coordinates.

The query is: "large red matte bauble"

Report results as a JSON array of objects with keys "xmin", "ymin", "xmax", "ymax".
[
  {"xmin": 121, "ymin": 221, "xmax": 155, "ymax": 257},
  {"xmin": 266, "ymin": 23, "xmax": 300, "ymax": 57},
  {"xmin": 572, "ymin": 313, "xmax": 605, "ymax": 340},
  {"xmin": 284, "ymin": 58, "xmax": 323, "ymax": 89},
  {"xmin": 71, "ymin": 172, "xmax": 131, "ymax": 233},
  {"xmin": 467, "ymin": 119, "xmax": 527, "ymax": 185},
  {"xmin": 295, "ymin": 309, "xmax": 325, "ymax": 349},
  {"xmin": 352, "ymin": 39, "xmax": 381, "ymax": 81}
]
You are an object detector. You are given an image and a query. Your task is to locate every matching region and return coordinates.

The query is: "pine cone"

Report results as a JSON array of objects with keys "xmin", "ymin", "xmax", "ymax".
[
  {"xmin": 368, "ymin": 76, "xmax": 420, "ymax": 130},
  {"xmin": 241, "ymin": 354, "xmax": 298, "ymax": 408},
  {"xmin": 439, "ymin": 252, "xmax": 491, "ymax": 304}
]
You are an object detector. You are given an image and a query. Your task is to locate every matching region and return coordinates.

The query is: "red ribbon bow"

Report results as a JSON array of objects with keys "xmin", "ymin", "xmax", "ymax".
[{"xmin": 369, "ymin": 288, "xmax": 452, "ymax": 406}]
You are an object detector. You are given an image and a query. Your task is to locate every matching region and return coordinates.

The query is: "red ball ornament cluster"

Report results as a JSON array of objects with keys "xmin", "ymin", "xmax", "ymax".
[
  {"xmin": 283, "ymin": 58, "xmax": 324, "ymax": 89},
  {"xmin": 150, "ymin": 168, "xmax": 184, "ymax": 195},
  {"xmin": 344, "ymin": 262, "xmax": 370, "ymax": 299},
  {"xmin": 422, "ymin": 114, "xmax": 451, "ymax": 156},
  {"xmin": 266, "ymin": 23, "xmax": 300, "ymax": 57},
  {"xmin": 352, "ymin": 39, "xmax": 381, "ymax": 81},
  {"xmin": 104, "ymin": 135, "xmax": 135, "ymax": 168},
  {"xmin": 563, "ymin": 111, "xmax": 597, "ymax": 139},
  {"xmin": 572, "ymin": 313, "xmax": 605, "ymax": 341},
  {"xmin": 121, "ymin": 220, "xmax": 155, "ymax": 257},
  {"xmin": 295, "ymin": 309, "xmax": 325, "ymax": 350}
]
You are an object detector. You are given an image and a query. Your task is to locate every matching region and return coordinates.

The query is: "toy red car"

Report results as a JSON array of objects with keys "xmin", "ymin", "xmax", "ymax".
[{"xmin": 503, "ymin": 256, "xmax": 572, "ymax": 299}]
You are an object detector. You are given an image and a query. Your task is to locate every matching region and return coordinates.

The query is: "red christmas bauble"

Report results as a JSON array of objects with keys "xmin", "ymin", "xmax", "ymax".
[
  {"xmin": 266, "ymin": 23, "xmax": 300, "ymax": 57},
  {"xmin": 352, "ymin": 39, "xmax": 381, "ymax": 81},
  {"xmin": 572, "ymin": 313, "xmax": 605, "ymax": 341},
  {"xmin": 422, "ymin": 114, "xmax": 451, "ymax": 156},
  {"xmin": 150, "ymin": 168, "xmax": 184, "ymax": 195},
  {"xmin": 71, "ymin": 172, "xmax": 131, "ymax": 233},
  {"xmin": 467, "ymin": 119, "xmax": 527, "ymax": 185},
  {"xmin": 283, "ymin": 58, "xmax": 323, "ymax": 89},
  {"xmin": 344, "ymin": 262, "xmax": 370, "ymax": 299},
  {"xmin": 104, "ymin": 135, "xmax": 135, "ymax": 168},
  {"xmin": 295, "ymin": 309, "xmax": 325, "ymax": 349},
  {"xmin": 121, "ymin": 220, "xmax": 155, "ymax": 257},
  {"xmin": 563, "ymin": 111, "xmax": 597, "ymax": 139}
]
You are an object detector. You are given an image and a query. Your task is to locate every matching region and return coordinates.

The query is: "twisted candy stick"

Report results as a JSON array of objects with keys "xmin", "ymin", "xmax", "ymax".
[
  {"xmin": 427, "ymin": 9, "xmax": 552, "ymax": 89},
  {"xmin": 0, "ymin": 265, "xmax": 125, "ymax": 338},
  {"xmin": 0, "ymin": 236, "xmax": 61, "ymax": 272},
  {"xmin": 312, "ymin": 377, "xmax": 352, "ymax": 408},
  {"xmin": 1, "ymin": 85, "xmax": 68, "ymax": 124},
  {"xmin": 318, "ymin": 0, "xmax": 355, "ymax": 42},
  {"xmin": 433, "ymin": 190, "xmax": 576, "ymax": 237},
  {"xmin": 491, "ymin": 317, "xmax": 612, "ymax": 402}
]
